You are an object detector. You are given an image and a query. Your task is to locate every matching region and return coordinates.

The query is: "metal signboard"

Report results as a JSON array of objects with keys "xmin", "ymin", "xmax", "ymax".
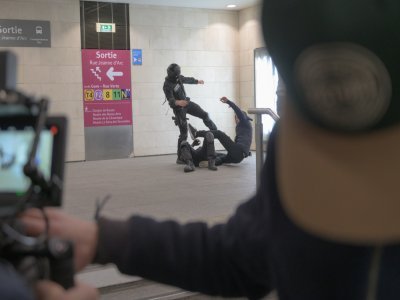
[
  {"xmin": 0, "ymin": 19, "xmax": 51, "ymax": 47},
  {"xmin": 81, "ymin": 49, "xmax": 133, "ymax": 127}
]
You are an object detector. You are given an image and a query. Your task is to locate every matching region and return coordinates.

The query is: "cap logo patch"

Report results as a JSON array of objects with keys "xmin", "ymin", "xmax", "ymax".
[{"xmin": 294, "ymin": 43, "xmax": 392, "ymax": 131}]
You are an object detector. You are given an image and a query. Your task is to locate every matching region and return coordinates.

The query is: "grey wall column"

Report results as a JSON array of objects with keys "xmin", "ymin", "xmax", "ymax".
[{"xmin": 248, "ymin": 108, "xmax": 279, "ymax": 189}]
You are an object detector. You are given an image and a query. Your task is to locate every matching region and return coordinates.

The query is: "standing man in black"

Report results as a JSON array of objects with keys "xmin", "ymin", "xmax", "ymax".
[
  {"xmin": 163, "ymin": 63, "xmax": 217, "ymax": 164},
  {"xmin": 189, "ymin": 97, "xmax": 253, "ymax": 166}
]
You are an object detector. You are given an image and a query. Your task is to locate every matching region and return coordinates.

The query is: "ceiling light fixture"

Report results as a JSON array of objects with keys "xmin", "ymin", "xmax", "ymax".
[{"xmin": 227, "ymin": 4, "xmax": 237, "ymax": 8}]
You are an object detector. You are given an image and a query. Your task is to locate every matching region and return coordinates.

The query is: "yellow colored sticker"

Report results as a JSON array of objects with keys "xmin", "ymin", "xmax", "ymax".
[
  {"xmin": 103, "ymin": 89, "xmax": 113, "ymax": 101},
  {"xmin": 84, "ymin": 89, "xmax": 94, "ymax": 101}
]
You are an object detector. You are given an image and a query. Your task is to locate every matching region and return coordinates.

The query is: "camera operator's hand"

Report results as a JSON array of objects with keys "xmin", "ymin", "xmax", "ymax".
[
  {"xmin": 35, "ymin": 280, "xmax": 98, "ymax": 300},
  {"xmin": 197, "ymin": 80, "xmax": 204, "ymax": 84},
  {"xmin": 21, "ymin": 208, "xmax": 98, "ymax": 272}
]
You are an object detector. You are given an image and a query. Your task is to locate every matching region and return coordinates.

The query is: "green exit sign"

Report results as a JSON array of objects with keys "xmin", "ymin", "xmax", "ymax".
[{"xmin": 96, "ymin": 23, "xmax": 115, "ymax": 33}]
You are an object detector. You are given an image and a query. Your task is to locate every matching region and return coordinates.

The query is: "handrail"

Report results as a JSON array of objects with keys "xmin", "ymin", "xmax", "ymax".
[
  {"xmin": 247, "ymin": 108, "xmax": 279, "ymax": 121},
  {"xmin": 247, "ymin": 108, "xmax": 279, "ymax": 189}
]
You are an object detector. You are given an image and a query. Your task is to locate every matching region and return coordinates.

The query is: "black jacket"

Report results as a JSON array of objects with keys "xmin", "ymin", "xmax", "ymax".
[
  {"xmin": 227, "ymin": 100, "xmax": 253, "ymax": 155},
  {"xmin": 163, "ymin": 75, "xmax": 199, "ymax": 108},
  {"xmin": 95, "ymin": 125, "xmax": 400, "ymax": 300}
]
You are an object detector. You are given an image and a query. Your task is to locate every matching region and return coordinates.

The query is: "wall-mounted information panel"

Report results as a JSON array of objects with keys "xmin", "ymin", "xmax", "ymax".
[{"xmin": 0, "ymin": 19, "xmax": 50, "ymax": 47}]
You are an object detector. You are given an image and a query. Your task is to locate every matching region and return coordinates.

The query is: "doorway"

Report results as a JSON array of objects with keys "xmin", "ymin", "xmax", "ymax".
[{"xmin": 254, "ymin": 47, "xmax": 279, "ymax": 136}]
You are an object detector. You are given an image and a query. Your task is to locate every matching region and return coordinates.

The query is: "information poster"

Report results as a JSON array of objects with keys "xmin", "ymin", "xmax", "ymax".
[
  {"xmin": 0, "ymin": 19, "xmax": 51, "ymax": 47},
  {"xmin": 81, "ymin": 49, "xmax": 132, "ymax": 127}
]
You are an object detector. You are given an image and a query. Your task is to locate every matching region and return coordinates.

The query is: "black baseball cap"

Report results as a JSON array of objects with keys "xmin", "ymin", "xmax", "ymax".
[{"xmin": 262, "ymin": 0, "xmax": 400, "ymax": 243}]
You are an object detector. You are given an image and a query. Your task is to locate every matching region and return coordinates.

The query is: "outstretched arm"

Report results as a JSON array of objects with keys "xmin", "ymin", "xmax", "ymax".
[
  {"xmin": 180, "ymin": 75, "xmax": 204, "ymax": 85},
  {"xmin": 94, "ymin": 190, "xmax": 272, "ymax": 299},
  {"xmin": 220, "ymin": 97, "xmax": 247, "ymax": 122},
  {"xmin": 21, "ymin": 183, "xmax": 272, "ymax": 299},
  {"xmin": 20, "ymin": 127, "xmax": 280, "ymax": 299}
]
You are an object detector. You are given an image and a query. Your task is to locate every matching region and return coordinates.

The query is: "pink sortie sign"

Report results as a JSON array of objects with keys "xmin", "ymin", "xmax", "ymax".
[{"xmin": 81, "ymin": 49, "xmax": 132, "ymax": 127}]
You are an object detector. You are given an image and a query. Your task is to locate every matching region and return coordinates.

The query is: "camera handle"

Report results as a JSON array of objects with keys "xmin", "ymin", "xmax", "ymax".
[
  {"xmin": 3, "ymin": 236, "xmax": 75, "ymax": 289},
  {"xmin": 47, "ymin": 238, "xmax": 75, "ymax": 289}
]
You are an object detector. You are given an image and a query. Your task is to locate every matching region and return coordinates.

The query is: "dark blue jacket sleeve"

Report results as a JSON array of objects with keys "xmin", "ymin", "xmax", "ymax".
[
  {"xmin": 95, "ymin": 191, "xmax": 272, "ymax": 298},
  {"xmin": 94, "ymin": 140, "xmax": 279, "ymax": 299},
  {"xmin": 0, "ymin": 263, "xmax": 34, "ymax": 300},
  {"xmin": 227, "ymin": 100, "xmax": 246, "ymax": 122}
]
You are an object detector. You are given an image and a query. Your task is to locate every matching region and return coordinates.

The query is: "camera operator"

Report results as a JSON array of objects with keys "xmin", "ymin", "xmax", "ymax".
[
  {"xmin": 21, "ymin": 0, "xmax": 400, "ymax": 299},
  {"xmin": 163, "ymin": 63, "xmax": 218, "ymax": 164}
]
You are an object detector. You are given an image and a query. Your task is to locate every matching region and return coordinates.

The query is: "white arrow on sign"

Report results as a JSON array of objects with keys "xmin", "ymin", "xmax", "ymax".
[{"xmin": 106, "ymin": 67, "xmax": 123, "ymax": 81}]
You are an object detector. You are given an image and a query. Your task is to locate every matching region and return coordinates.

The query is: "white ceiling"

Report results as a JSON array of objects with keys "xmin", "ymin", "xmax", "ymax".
[{"xmin": 101, "ymin": 0, "xmax": 261, "ymax": 11}]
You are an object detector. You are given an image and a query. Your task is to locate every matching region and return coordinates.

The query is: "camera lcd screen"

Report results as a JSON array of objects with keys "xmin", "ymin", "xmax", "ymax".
[
  {"xmin": 0, "ymin": 129, "xmax": 54, "ymax": 195},
  {"xmin": 0, "ymin": 116, "xmax": 66, "ymax": 211}
]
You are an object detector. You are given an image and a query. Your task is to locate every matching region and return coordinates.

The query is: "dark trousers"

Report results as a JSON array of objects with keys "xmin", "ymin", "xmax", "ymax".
[
  {"xmin": 197, "ymin": 130, "xmax": 245, "ymax": 165},
  {"xmin": 174, "ymin": 101, "xmax": 217, "ymax": 155}
]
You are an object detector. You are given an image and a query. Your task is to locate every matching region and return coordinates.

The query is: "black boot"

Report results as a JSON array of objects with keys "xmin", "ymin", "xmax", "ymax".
[
  {"xmin": 184, "ymin": 160, "xmax": 195, "ymax": 173},
  {"xmin": 188, "ymin": 123, "xmax": 198, "ymax": 140},
  {"xmin": 208, "ymin": 159, "xmax": 218, "ymax": 171}
]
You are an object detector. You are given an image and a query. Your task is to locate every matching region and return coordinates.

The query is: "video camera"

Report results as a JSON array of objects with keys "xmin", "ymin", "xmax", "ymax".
[{"xmin": 0, "ymin": 51, "xmax": 73, "ymax": 289}]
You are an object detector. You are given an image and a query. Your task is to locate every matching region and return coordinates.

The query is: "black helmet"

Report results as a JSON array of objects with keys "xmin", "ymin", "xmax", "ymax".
[{"xmin": 167, "ymin": 63, "xmax": 181, "ymax": 79}]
